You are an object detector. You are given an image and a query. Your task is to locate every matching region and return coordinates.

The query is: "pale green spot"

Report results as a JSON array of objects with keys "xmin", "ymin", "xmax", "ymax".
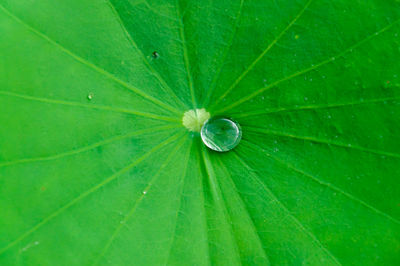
[{"xmin": 182, "ymin": 108, "xmax": 210, "ymax": 132}]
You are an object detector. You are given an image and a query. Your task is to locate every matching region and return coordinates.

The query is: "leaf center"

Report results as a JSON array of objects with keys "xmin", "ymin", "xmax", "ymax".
[{"xmin": 182, "ymin": 108, "xmax": 210, "ymax": 132}]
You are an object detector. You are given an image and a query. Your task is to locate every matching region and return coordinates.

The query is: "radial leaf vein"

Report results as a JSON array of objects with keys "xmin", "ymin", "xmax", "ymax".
[
  {"xmin": 175, "ymin": 0, "xmax": 197, "ymax": 108},
  {"xmin": 242, "ymin": 140, "xmax": 400, "ymax": 225},
  {"xmin": 0, "ymin": 4, "xmax": 181, "ymax": 115},
  {"xmin": 0, "ymin": 132, "xmax": 185, "ymax": 255},
  {"xmin": 210, "ymin": 0, "xmax": 314, "ymax": 110},
  {"xmin": 92, "ymin": 136, "xmax": 188, "ymax": 265},
  {"xmin": 233, "ymin": 96, "xmax": 400, "ymax": 118},
  {"xmin": 105, "ymin": 0, "xmax": 187, "ymax": 109},
  {"xmin": 217, "ymin": 156, "xmax": 270, "ymax": 263},
  {"xmin": 0, "ymin": 90, "xmax": 180, "ymax": 122},
  {"xmin": 246, "ymin": 126, "xmax": 400, "ymax": 159},
  {"xmin": 202, "ymin": 0, "xmax": 245, "ymax": 107},
  {"xmin": 201, "ymin": 147, "xmax": 242, "ymax": 264},
  {"xmin": 163, "ymin": 139, "xmax": 193, "ymax": 265},
  {"xmin": 231, "ymin": 152, "xmax": 342, "ymax": 265},
  {"xmin": 0, "ymin": 125, "xmax": 179, "ymax": 168},
  {"xmin": 195, "ymin": 144, "xmax": 212, "ymax": 265},
  {"xmin": 216, "ymin": 17, "xmax": 400, "ymax": 113}
]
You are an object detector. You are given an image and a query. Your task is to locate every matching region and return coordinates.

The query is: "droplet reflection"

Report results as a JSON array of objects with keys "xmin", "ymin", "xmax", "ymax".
[{"xmin": 201, "ymin": 117, "xmax": 242, "ymax": 152}]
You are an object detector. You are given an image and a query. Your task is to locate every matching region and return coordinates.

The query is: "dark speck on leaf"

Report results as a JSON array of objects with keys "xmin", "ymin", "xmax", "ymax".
[{"xmin": 152, "ymin": 51, "xmax": 159, "ymax": 59}]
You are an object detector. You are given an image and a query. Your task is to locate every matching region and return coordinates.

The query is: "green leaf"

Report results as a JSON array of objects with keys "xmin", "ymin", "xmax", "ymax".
[{"xmin": 1, "ymin": 0, "xmax": 400, "ymax": 265}]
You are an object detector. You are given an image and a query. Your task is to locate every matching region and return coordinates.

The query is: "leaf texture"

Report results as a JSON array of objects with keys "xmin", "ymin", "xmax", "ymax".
[{"xmin": 1, "ymin": 0, "xmax": 400, "ymax": 265}]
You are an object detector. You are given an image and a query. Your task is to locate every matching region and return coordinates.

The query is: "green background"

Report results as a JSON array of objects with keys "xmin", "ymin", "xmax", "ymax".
[{"xmin": 1, "ymin": 0, "xmax": 400, "ymax": 265}]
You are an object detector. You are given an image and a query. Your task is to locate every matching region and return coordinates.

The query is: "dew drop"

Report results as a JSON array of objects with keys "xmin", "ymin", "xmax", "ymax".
[{"xmin": 201, "ymin": 117, "xmax": 242, "ymax": 152}]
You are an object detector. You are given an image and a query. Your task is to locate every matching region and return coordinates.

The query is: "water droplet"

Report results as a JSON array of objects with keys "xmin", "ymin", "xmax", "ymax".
[
  {"xmin": 87, "ymin": 93, "xmax": 94, "ymax": 100},
  {"xmin": 201, "ymin": 117, "xmax": 242, "ymax": 152}
]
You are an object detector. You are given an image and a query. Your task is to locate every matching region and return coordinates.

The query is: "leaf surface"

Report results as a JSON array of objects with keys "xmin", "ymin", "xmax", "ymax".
[{"xmin": 1, "ymin": 0, "xmax": 400, "ymax": 265}]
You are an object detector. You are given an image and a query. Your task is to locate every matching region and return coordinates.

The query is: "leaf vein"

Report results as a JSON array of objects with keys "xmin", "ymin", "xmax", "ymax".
[
  {"xmin": 0, "ymin": 132, "xmax": 184, "ymax": 255},
  {"xmin": 0, "ymin": 125, "xmax": 178, "ymax": 168},
  {"xmin": 216, "ymin": 17, "xmax": 400, "ymax": 113},
  {"xmin": 0, "ymin": 90, "xmax": 180, "ymax": 122},
  {"xmin": 246, "ymin": 126, "xmax": 400, "ymax": 159},
  {"xmin": 175, "ymin": 0, "xmax": 197, "ymax": 108},
  {"xmin": 232, "ymin": 151, "xmax": 342, "ymax": 265},
  {"xmin": 233, "ymin": 96, "xmax": 400, "ymax": 118},
  {"xmin": 202, "ymin": 0, "xmax": 245, "ymax": 107},
  {"xmin": 243, "ymin": 140, "xmax": 400, "ymax": 225},
  {"xmin": 105, "ymin": 0, "xmax": 187, "ymax": 109},
  {"xmin": 210, "ymin": 0, "xmax": 314, "ymax": 110},
  {"xmin": 92, "ymin": 135, "xmax": 188, "ymax": 265},
  {"xmin": 0, "ymin": 4, "xmax": 181, "ymax": 115}
]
